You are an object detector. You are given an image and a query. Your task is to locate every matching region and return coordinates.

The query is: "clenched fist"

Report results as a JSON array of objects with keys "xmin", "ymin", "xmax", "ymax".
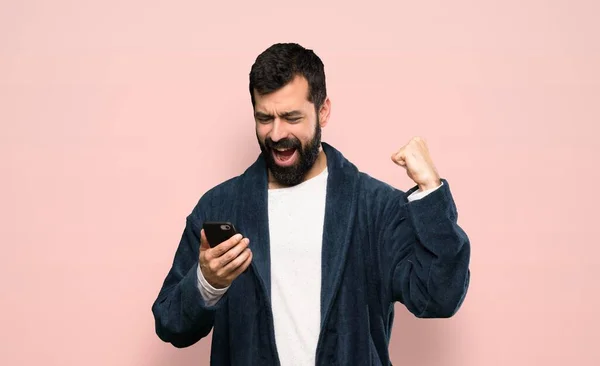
[
  {"xmin": 199, "ymin": 229, "xmax": 253, "ymax": 289},
  {"xmin": 391, "ymin": 136, "xmax": 441, "ymax": 191}
]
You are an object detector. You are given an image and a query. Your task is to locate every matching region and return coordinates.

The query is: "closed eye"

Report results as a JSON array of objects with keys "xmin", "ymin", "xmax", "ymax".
[
  {"xmin": 254, "ymin": 111, "xmax": 303, "ymax": 123},
  {"xmin": 255, "ymin": 113, "xmax": 273, "ymax": 123}
]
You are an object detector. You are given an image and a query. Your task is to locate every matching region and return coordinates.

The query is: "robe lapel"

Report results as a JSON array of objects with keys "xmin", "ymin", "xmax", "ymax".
[
  {"xmin": 238, "ymin": 154, "xmax": 273, "ymax": 299},
  {"xmin": 319, "ymin": 143, "xmax": 360, "ymax": 328}
]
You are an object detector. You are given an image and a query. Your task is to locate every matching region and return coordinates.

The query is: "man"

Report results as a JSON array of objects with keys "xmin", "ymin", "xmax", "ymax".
[{"xmin": 152, "ymin": 43, "xmax": 471, "ymax": 365}]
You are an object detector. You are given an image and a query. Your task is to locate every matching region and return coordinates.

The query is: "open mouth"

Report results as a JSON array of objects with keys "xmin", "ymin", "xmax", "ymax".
[{"xmin": 272, "ymin": 147, "xmax": 298, "ymax": 166}]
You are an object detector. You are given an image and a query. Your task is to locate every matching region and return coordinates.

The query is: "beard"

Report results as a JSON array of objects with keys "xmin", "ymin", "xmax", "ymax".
[{"xmin": 258, "ymin": 121, "xmax": 322, "ymax": 187}]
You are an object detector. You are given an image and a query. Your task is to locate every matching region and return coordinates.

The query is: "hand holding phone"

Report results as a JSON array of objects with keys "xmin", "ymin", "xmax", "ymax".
[{"xmin": 199, "ymin": 221, "xmax": 253, "ymax": 289}]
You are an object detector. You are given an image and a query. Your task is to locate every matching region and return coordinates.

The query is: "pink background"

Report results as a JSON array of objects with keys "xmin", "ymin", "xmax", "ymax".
[{"xmin": 1, "ymin": 0, "xmax": 598, "ymax": 365}]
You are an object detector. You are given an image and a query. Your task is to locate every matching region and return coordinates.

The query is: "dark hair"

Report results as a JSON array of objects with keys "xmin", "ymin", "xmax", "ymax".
[{"xmin": 249, "ymin": 43, "xmax": 327, "ymax": 111}]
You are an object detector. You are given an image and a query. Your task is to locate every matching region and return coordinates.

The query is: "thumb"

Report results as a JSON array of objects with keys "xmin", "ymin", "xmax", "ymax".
[
  {"xmin": 391, "ymin": 152, "xmax": 407, "ymax": 167},
  {"xmin": 200, "ymin": 229, "xmax": 210, "ymax": 251}
]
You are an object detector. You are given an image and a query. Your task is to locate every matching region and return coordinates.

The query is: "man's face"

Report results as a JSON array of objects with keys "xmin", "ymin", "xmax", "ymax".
[{"xmin": 254, "ymin": 76, "xmax": 323, "ymax": 187}]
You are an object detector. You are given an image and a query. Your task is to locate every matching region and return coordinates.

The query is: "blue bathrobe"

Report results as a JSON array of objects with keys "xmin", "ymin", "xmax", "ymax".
[{"xmin": 152, "ymin": 142, "xmax": 471, "ymax": 365}]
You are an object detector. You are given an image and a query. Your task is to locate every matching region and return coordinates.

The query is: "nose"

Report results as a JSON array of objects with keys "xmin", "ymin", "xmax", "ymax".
[{"xmin": 269, "ymin": 118, "xmax": 288, "ymax": 142}]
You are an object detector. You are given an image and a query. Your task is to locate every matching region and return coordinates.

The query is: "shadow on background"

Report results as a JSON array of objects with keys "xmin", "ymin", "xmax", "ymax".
[
  {"xmin": 148, "ymin": 334, "xmax": 213, "ymax": 366},
  {"xmin": 389, "ymin": 304, "xmax": 455, "ymax": 366}
]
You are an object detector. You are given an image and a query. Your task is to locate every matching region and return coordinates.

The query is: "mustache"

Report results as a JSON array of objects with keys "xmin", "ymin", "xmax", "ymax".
[{"xmin": 265, "ymin": 137, "xmax": 301, "ymax": 150}]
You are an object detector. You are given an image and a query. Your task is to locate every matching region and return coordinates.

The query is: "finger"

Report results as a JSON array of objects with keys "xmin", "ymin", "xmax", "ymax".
[
  {"xmin": 229, "ymin": 250, "xmax": 253, "ymax": 279},
  {"xmin": 391, "ymin": 145, "xmax": 407, "ymax": 164},
  {"xmin": 392, "ymin": 156, "xmax": 407, "ymax": 167},
  {"xmin": 221, "ymin": 247, "xmax": 252, "ymax": 276},
  {"xmin": 391, "ymin": 151, "xmax": 407, "ymax": 166},
  {"xmin": 218, "ymin": 238, "xmax": 250, "ymax": 268},
  {"xmin": 209, "ymin": 233, "xmax": 244, "ymax": 258}
]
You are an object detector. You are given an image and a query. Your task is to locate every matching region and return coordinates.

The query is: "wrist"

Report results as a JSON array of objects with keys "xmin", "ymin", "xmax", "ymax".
[{"xmin": 418, "ymin": 178, "xmax": 441, "ymax": 191}]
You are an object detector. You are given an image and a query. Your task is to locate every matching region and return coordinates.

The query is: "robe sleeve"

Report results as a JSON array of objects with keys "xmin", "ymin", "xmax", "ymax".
[
  {"xmin": 379, "ymin": 179, "xmax": 471, "ymax": 318},
  {"xmin": 151, "ymin": 200, "xmax": 227, "ymax": 347}
]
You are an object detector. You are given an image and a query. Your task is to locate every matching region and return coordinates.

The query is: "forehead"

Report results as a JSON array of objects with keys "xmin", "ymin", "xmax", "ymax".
[{"xmin": 253, "ymin": 75, "xmax": 312, "ymax": 113}]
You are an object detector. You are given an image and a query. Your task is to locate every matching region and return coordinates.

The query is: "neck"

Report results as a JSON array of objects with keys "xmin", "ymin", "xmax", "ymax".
[{"xmin": 268, "ymin": 146, "xmax": 327, "ymax": 189}]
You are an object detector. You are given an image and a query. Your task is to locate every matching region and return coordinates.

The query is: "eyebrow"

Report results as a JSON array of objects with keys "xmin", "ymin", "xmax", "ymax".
[{"xmin": 254, "ymin": 110, "xmax": 304, "ymax": 119}]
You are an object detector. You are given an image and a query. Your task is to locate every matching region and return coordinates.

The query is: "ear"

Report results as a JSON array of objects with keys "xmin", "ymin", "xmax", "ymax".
[{"xmin": 318, "ymin": 97, "xmax": 331, "ymax": 128}]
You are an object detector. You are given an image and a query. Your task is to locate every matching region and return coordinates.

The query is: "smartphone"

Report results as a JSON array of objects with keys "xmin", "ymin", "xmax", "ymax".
[{"xmin": 202, "ymin": 221, "xmax": 239, "ymax": 247}]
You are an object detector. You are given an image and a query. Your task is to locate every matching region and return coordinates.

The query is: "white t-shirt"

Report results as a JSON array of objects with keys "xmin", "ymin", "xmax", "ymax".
[{"xmin": 266, "ymin": 167, "xmax": 328, "ymax": 365}]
